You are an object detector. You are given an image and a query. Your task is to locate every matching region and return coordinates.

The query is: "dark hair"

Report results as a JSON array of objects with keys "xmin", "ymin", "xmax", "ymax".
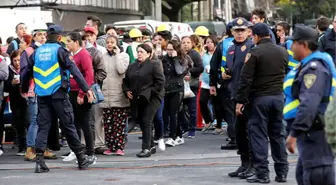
[
  {"xmin": 137, "ymin": 44, "xmax": 152, "ymax": 54},
  {"xmin": 0, "ymin": 37, "xmax": 2, "ymax": 45},
  {"xmin": 73, "ymin": 28, "xmax": 84, "ymax": 32},
  {"xmin": 317, "ymin": 16, "xmax": 330, "ymax": 32},
  {"xmin": 87, "ymin": 15, "xmax": 102, "ymax": 28},
  {"xmin": 204, "ymin": 35, "xmax": 218, "ymax": 50},
  {"xmin": 6, "ymin": 37, "xmax": 14, "ymax": 45},
  {"xmin": 67, "ymin": 32, "xmax": 83, "ymax": 47},
  {"xmin": 157, "ymin": 31, "xmax": 172, "ymax": 41},
  {"xmin": 141, "ymin": 29, "xmax": 152, "ymax": 36},
  {"xmin": 10, "ymin": 50, "xmax": 20, "ymax": 62},
  {"xmin": 252, "ymin": 8, "xmax": 267, "ymax": 20},
  {"xmin": 168, "ymin": 40, "xmax": 185, "ymax": 58},
  {"xmin": 106, "ymin": 35, "xmax": 119, "ymax": 43},
  {"xmin": 15, "ymin": 23, "xmax": 25, "ymax": 31},
  {"xmin": 297, "ymin": 40, "xmax": 319, "ymax": 51},
  {"xmin": 47, "ymin": 34, "xmax": 60, "ymax": 42},
  {"xmin": 105, "ymin": 25, "xmax": 118, "ymax": 34},
  {"xmin": 276, "ymin": 21, "xmax": 291, "ymax": 35}
]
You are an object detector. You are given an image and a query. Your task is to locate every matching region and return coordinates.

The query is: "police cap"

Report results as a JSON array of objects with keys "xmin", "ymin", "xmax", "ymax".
[
  {"xmin": 286, "ymin": 24, "xmax": 319, "ymax": 42},
  {"xmin": 252, "ymin": 23, "xmax": 270, "ymax": 37},
  {"xmin": 47, "ymin": 25, "xmax": 63, "ymax": 35},
  {"xmin": 232, "ymin": 17, "xmax": 249, "ymax": 30}
]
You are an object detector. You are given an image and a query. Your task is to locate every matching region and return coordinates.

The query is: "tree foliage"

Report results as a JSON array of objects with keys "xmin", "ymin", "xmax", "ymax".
[{"xmin": 276, "ymin": 0, "xmax": 336, "ymax": 23}]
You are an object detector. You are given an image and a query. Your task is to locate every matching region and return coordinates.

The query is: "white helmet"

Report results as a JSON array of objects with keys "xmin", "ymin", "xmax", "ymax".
[{"xmin": 31, "ymin": 20, "xmax": 48, "ymax": 36}]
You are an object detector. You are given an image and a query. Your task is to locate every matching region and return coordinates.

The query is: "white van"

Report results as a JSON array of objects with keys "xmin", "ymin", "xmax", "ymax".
[{"xmin": 166, "ymin": 22, "xmax": 194, "ymax": 38}]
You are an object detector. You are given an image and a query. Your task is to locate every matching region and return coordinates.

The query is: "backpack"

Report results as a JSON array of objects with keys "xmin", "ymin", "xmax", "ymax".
[{"xmin": 11, "ymin": 40, "xmax": 19, "ymax": 51}]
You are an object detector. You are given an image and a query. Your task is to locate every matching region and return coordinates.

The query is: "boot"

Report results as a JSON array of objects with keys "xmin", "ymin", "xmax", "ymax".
[
  {"xmin": 43, "ymin": 149, "xmax": 57, "ymax": 159},
  {"xmin": 228, "ymin": 165, "xmax": 247, "ymax": 177},
  {"xmin": 35, "ymin": 153, "xmax": 49, "ymax": 173},
  {"xmin": 24, "ymin": 147, "xmax": 36, "ymax": 161},
  {"xmin": 76, "ymin": 152, "xmax": 93, "ymax": 170}
]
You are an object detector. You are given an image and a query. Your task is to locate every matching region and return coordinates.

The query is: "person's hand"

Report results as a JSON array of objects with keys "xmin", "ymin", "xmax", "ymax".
[
  {"xmin": 12, "ymin": 79, "xmax": 20, "ymax": 85},
  {"xmin": 127, "ymin": 91, "xmax": 133, "ymax": 100},
  {"xmin": 210, "ymin": 86, "xmax": 217, "ymax": 96},
  {"xmin": 286, "ymin": 135, "xmax": 297, "ymax": 154},
  {"xmin": 221, "ymin": 72, "xmax": 232, "ymax": 80},
  {"xmin": 172, "ymin": 50, "xmax": 177, "ymax": 57},
  {"xmin": 77, "ymin": 96, "xmax": 84, "ymax": 105},
  {"xmin": 184, "ymin": 75, "xmax": 190, "ymax": 81},
  {"xmin": 236, "ymin": 103, "xmax": 244, "ymax": 116},
  {"xmin": 113, "ymin": 46, "xmax": 120, "ymax": 54},
  {"xmin": 86, "ymin": 90, "xmax": 95, "ymax": 104},
  {"xmin": 280, "ymin": 33, "xmax": 286, "ymax": 44}
]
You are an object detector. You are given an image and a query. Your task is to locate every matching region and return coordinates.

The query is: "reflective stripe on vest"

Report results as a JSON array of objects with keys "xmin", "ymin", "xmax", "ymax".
[
  {"xmin": 220, "ymin": 37, "xmax": 234, "ymax": 73},
  {"xmin": 283, "ymin": 51, "xmax": 336, "ymax": 120},
  {"xmin": 286, "ymin": 40, "xmax": 299, "ymax": 70},
  {"xmin": 33, "ymin": 43, "xmax": 62, "ymax": 96}
]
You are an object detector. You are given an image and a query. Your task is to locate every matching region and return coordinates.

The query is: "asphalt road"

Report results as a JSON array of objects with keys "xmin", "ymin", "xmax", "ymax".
[{"xmin": 0, "ymin": 131, "xmax": 301, "ymax": 185}]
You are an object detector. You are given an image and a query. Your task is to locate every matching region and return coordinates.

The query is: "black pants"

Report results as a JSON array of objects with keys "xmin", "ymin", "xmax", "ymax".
[
  {"xmin": 35, "ymin": 91, "xmax": 82, "ymax": 154},
  {"xmin": 0, "ymin": 97, "xmax": 7, "ymax": 147},
  {"xmin": 47, "ymin": 115, "xmax": 60, "ymax": 151},
  {"xmin": 69, "ymin": 91, "xmax": 94, "ymax": 156},
  {"xmin": 133, "ymin": 96, "xmax": 161, "ymax": 150},
  {"xmin": 199, "ymin": 88, "xmax": 213, "ymax": 124},
  {"xmin": 12, "ymin": 103, "xmax": 29, "ymax": 151},
  {"xmin": 212, "ymin": 87, "xmax": 236, "ymax": 138},
  {"xmin": 249, "ymin": 95, "xmax": 288, "ymax": 177},
  {"xmin": 236, "ymin": 103, "xmax": 253, "ymax": 166},
  {"xmin": 165, "ymin": 92, "xmax": 183, "ymax": 140}
]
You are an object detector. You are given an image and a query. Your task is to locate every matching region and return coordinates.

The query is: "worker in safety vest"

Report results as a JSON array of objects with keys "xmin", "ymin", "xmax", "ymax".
[
  {"xmin": 21, "ymin": 25, "xmax": 95, "ymax": 173},
  {"xmin": 126, "ymin": 28, "xmax": 143, "ymax": 64},
  {"xmin": 285, "ymin": 25, "xmax": 336, "ymax": 185}
]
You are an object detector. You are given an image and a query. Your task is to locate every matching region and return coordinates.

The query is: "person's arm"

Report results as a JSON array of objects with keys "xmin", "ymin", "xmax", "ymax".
[
  {"xmin": 236, "ymin": 52, "xmax": 257, "ymax": 104},
  {"xmin": 209, "ymin": 43, "xmax": 223, "ymax": 86},
  {"xmin": 115, "ymin": 53, "xmax": 130, "ymax": 75},
  {"xmin": 0, "ymin": 58, "xmax": 8, "ymax": 81},
  {"xmin": 319, "ymin": 35, "xmax": 326, "ymax": 52},
  {"xmin": 57, "ymin": 48, "xmax": 89, "ymax": 93},
  {"xmin": 290, "ymin": 63, "xmax": 328, "ymax": 137},
  {"xmin": 4, "ymin": 66, "xmax": 12, "ymax": 93},
  {"xmin": 21, "ymin": 53, "xmax": 34, "ymax": 93},
  {"xmin": 189, "ymin": 51, "xmax": 204, "ymax": 78},
  {"xmin": 93, "ymin": 50, "xmax": 107, "ymax": 83},
  {"xmin": 78, "ymin": 52, "xmax": 94, "ymax": 99},
  {"xmin": 151, "ymin": 61, "xmax": 165, "ymax": 96},
  {"xmin": 122, "ymin": 66, "xmax": 131, "ymax": 93}
]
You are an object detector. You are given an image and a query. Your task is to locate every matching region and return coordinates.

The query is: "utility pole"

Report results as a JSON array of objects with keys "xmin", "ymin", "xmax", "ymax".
[{"xmin": 155, "ymin": 0, "xmax": 162, "ymax": 21}]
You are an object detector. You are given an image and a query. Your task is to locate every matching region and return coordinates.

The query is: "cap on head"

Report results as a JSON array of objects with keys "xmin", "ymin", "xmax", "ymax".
[
  {"xmin": 232, "ymin": 17, "xmax": 249, "ymax": 30},
  {"xmin": 84, "ymin": 27, "xmax": 97, "ymax": 35},
  {"xmin": 252, "ymin": 23, "xmax": 270, "ymax": 37},
  {"xmin": 286, "ymin": 24, "xmax": 319, "ymax": 42},
  {"xmin": 195, "ymin": 26, "xmax": 209, "ymax": 37},
  {"xmin": 47, "ymin": 25, "xmax": 63, "ymax": 35},
  {"xmin": 129, "ymin": 28, "xmax": 143, "ymax": 38}
]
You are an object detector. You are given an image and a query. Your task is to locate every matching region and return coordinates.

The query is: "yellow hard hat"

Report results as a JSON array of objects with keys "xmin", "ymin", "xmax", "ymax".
[
  {"xmin": 195, "ymin": 26, "xmax": 209, "ymax": 37},
  {"xmin": 157, "ymin": 24, "xmax": 170, "ymax": 32},
  {"xmin": 129, "ymin": 28, "xmax": 143, "ymax": 38}
]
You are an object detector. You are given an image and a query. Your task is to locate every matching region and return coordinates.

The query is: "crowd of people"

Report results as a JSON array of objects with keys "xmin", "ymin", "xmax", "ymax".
[{"xmin": 0, "ymin": 7, "xmax": 335, "ymax": 185}]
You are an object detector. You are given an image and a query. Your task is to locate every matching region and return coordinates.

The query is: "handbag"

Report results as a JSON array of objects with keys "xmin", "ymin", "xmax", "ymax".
[
  {"xmin": 91, "ymin": 83, "xmax": 104, "ymax": 104},
  {"xmin": 184, "ymin": 80, "xmax": 195, "ymax": 99}
]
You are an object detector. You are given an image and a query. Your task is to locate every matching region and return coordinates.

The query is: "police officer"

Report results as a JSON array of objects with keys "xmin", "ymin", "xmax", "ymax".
[
  {"xmin": 210, "ymin": 17, "xmax": 253, "ymax": 151},
  {"xmin": 21, "ymin": 25, "xmax": 95, "ymax": 173},
  {"xmin": 285, "ymin": 25, "xmax": 336, "ymax": 185},
  {"xmin": 236, "ymin": 23, "xmax": 289, "ymax": 183}
]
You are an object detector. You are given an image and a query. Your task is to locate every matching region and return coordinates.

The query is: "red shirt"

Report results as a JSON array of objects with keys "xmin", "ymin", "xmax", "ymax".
[{"xmin": 70, "ymin": 48, "xmax": 94, "ymax": 98}]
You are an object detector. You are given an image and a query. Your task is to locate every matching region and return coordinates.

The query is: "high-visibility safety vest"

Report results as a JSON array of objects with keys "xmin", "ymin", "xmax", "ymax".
[
  {"xmin": 33, "ymin": 43, "xmax": 62, "ymax": 97},
  {"xmin": 285, "ymin": 40, "xmax": 299, "ymax": 71},
  {"xmin": 220, "ymin": 37, "xmax": 234, "ymax": 73},
  {"xmin": 283, "ymin": 51, "xmax": 336, "ymax": 120}
]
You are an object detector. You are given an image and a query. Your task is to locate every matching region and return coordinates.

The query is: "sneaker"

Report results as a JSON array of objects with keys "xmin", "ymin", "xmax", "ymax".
[
  {"xmin": 188, "ymin": 130, "xmax": 196, "ymax": 139},
  {"xmin": 154, "ymin": 140, "xmax": 159, "ymax": 144},
  {"xmin": 61, "ymin": 151, "xmax": 71, "ymax": 159},
  {"xmin": 44, "ymin": 149, "xmax": 57, "ymax": 159},
  {"xmin": 116, "ymin": 149, "xmax": 124, "ymax": 156},
  {"xmin": 182, "ymin": 130, "xmax": 189, "ymax": 137},
  {"xmin": 63, "ymin": 151, "xmax": 76, "ymax": 162},
  {"xmin": 175, "ymin": 137, "xmax": 185, "ymax": 146},
  {"xmin": 201, "ymin": 123, "xmax": 213, "ymax": 132},
  {"xmin": 60, "ymin": 139, "xmax": 68, "ymax": 147},
  {"xmin": 213, "ymin": 128, "xmax": 225, "ymax": 135},
  {"xmin": 87, "ymin": 155, "xmax": 97, "ymax": 165},
  {"xmin": 165, "ymin": 138, "xmax": 176, "ymax": 147},
  {"xmin": 103, "ymin": 150, "xmax": 115, "ymax": 156},
  {"xmin": 16, "ymin": 149, "xmax": 25, "ymax": 156},
  {"xmin": 24, "ymin": 147, "xmax": 36, "ymax": 161},
  {"xmin": 0, "ymin": 149, "xmax": 3, "ymax": 156},
  {"xmin": 158, "ymin": 139, "xmax": 165, "ymax": 151}
]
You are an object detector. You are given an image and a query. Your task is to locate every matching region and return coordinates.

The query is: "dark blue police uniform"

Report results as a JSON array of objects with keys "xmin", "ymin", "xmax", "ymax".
[
  {"xmin": 284, "ymin": 25, "xmax": 336, "ymax": 185},
  {"xmin": 21, "ymin": 25, "xmax": 93, "ymax": 173}
]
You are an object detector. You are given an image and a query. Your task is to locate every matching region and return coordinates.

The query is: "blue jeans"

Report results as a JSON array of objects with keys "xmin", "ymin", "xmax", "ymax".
[
  {"xmin": 26, "ymin": 96, "xmax": 38, "ymax": 147},
  {"xmin": 154, "ymin": 99, "xmax": 164, "ymax": 140}
]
